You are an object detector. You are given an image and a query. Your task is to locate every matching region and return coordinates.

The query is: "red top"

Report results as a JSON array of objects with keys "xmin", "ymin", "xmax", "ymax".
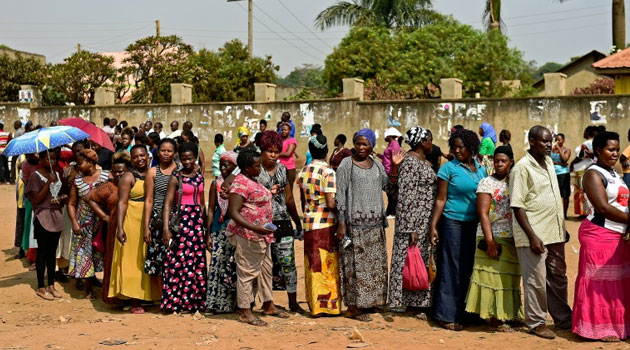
[{"xmin": 226, "ymin": 174, "xmax": 273, "ymax": 243}]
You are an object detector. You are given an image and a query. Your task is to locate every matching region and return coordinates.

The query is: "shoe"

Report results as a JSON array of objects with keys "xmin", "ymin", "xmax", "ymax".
[
  {"xmin": 554, "ymin": 320, "xmax": 572, "ymax": 331},
  {"xmin": 90, "ymin": 276, "xmax": 103, "ymax": 288},
  {"xmin": 55, "ymin": 270, "xmax": 69, "ymax": 283},
  {"xmin": 75, "ymin": 279, "xmax": 85, "ymax": 291},
  {"xmin": 13, "ymin": 249, "xmax": 25, "ymax": 260},
  {"xmin": 529, "ymin": 325, "xmax": 556, "ymax": 339}
]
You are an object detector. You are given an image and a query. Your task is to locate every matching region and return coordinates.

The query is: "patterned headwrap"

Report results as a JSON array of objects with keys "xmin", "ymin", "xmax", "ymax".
[
  {"xmin": 405, "ymin": 126, "xmax": 431, "ymax": 149},
  {"xmin": 480, "ymin": 122, "xmax": 497, "ymax": 144},
  {"xmin": 219, "ymin": 151, "xmax": 238, "ymax": 165},
  {"xmin": 237, "ymin": 126, "xmax": 250, "ymax": 138},
  {"xmin": 309, "ymin": 135, "xmax": 327, "ymax": 149},
  {"xmin": 353, "ymin": 128, "xmax": 376, "ymax": 148}
]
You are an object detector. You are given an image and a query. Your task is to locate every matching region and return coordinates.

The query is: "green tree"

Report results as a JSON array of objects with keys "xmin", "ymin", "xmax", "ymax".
[
  {"xmin": 121, "ymin": 35, "xmax": 194, "ymax": 103},
  {"xmin": 0, "ymin": 53, "xmax": 45, "ymax": 102},
  {"xmin": 324, "ymin": 18, "xmax": 534, "ymax": 98},
  {"xmin": 46, "ymin": 50, "xmax": 116, "ymax": 105},
  {"xmin": 315, "ymin": 0, "xmax": 436, "ymax": 30},
  {"xmin": 275, "ymin": 64, "xmax": 325, "ymax": 89},
  {"xmin": 533, "ymin": 61, "xmax": 563, "ymax": 81},
  {"xmin": 190, "ymin": 39, "xmax": 278, "ymax": 102}
]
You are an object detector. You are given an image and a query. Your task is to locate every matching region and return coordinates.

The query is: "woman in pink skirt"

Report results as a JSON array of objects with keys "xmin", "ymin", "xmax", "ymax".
[{"xmin": 573, "ymin": 131, "xmax": 630, "ymax": 342}]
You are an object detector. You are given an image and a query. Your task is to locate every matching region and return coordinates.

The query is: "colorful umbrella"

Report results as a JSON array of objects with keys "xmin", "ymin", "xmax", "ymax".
[
  {"xmin": 2, "ymin": 126, "xmax": 90, "ymax": 156},
  {"xmin": 58, "ymin": 118, "xmax": 115, "ymax": 151}
]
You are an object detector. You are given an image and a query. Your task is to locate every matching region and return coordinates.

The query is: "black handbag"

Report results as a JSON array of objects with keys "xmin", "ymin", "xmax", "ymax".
[{"xmin": 168, "ymin": 172, "xmax": 183, "ymax": 234}]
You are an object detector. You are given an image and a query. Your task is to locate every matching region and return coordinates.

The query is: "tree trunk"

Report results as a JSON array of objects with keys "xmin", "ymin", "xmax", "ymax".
[{"xmin": 613, "ymin": 0, "xmax": 625, "ymax": 50}]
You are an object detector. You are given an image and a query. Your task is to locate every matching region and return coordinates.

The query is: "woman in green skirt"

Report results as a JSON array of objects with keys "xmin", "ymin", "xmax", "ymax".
[{"xmin": 465, "ymin": 145, "xmax": 523, "ymax": 331}]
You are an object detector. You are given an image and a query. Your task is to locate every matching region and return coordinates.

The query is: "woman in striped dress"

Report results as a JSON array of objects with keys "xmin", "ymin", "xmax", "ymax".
[
  {"xmin": 67, "ymin": 149, "xmax": 109, "ymax": 300},
  {"xmin": 143, "ymin": 138, "xmax": 179, "ymax": 278}
]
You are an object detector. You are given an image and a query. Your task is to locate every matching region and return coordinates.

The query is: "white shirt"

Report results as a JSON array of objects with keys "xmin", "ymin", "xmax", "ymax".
[
  {"xmin": 168, "ymin": 130, "xmax": 182, "ymax": 139},
  {"xmin": 573, "ymin": 140, "xmax": 594, "ymax": 172}
]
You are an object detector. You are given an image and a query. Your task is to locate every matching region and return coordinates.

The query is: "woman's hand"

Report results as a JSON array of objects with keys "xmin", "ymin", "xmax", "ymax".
[
  {"xmin": 392, "ymin": 149, "xmax": 408, "ymax": 166},
  {"xmin": 270, "ymin": 184, "xmax": 281, "ymax": 195},
  {"xmin": 486, "ymin": 239, "xmax": 500, "ymax": 260},
  {"xmin": 117, "ymin": 229, "xmax": 127, "ymax": 245},
  {"xmin": 410, "ymin": 232, "xmax": 419, "ymax": 246},
  {"xmin": 429, "ymin": 225, "xmax": 439, "ymax": 246},
  {"xmin": 254, "ymin": 225, "xmax": 274, "ymax": 235},
  {"xmin": 162, "ymin": 229, "xmax": 172, "ymax": 248},
  {"xmin": 102, "ymin": 215, "xmax": 110, "ymax": 224},
  {"xmin": 72, "ymin": 222, "xmax": 81, "ymax": 235},
  {"xmin": 143, "ymin": 225, "xmax": 151, "ymax": 244},
  {"xmin": 205, "ymin": 234, "xmax": 212, "ymax": 252}
]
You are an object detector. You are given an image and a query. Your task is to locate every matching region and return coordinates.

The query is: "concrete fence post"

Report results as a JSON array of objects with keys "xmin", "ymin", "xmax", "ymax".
[
  {"xmin": 439, "ymin": 78, "xmax": 463, "ymax": 99},
  {"xmin": 342, "ymin": 78, "xmax": 364, "ymax": 101},
  {"xmin": 94, "ymin": 87, "xmax": 116, "ymax": 106},
  {"xmin": 254, "ymin": 83, "xmax": 276, "ymax": 102},
  {"xmin": 543, "ymin": 73, "xmax": 567, "ymax": 96},
  {"xmin": 170, "ymin": 83, "xmax": 193, "ymax": 104}
]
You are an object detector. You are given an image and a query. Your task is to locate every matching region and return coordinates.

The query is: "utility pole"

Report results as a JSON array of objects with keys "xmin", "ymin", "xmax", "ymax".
[
  {"xmin": 156, "ymin": 19, "xmax": 161, "ymax": 38},
  {"xmin": 77, "ymin": 43, "xmax": 81, "ymax": 52},
  {"xmin": 248, "ymin": 0, "xmax": 253, "ymax": 58}
]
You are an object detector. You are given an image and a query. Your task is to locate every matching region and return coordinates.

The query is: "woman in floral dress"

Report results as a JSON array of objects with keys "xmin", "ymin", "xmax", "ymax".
[
  {"xmin": 388, "ymin": 127, "xmax": 437, "ymax": 318},
  {"xmin": 161, "ymin": 142, "xmax": 207, "ymax": 313},
  {"xmin": 205, "ymin": 151, "xmax": 238, "ymax": 313},
  {"xmin": 67, "ymin": 149, "xmax": 109, "ymax": 300}
]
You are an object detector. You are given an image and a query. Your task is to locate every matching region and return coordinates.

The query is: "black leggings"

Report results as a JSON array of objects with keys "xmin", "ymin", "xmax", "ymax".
[{"xmin": 34, "ymin": 218, "xmax": 61, "ymax": 289}]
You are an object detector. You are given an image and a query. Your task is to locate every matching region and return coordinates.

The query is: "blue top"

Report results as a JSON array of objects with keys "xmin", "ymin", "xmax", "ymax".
[
  {"xmin": 550, "ymin": 152, "xmax": 569, "ymax": 175},
  {"xmin": 437, "ymin": 158, "xmax": 487, "ymax": 221}
]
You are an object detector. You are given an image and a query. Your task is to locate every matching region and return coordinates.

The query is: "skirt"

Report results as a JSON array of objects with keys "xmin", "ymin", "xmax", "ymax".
[
  {"xmin": 572, "ymin": 220, "xmax": 630, "ymax": 340},
  {"xmin": 144, "ymin": 212, "xmax": 168, "ymax": 276},
  {"xmin": 465, "ymin": 237, "xmax": 523, "ymax": 321},
  {"xmin": 304, "ymin": 225, "xmax": 341, "ymax": 315},
  {"xmin": 205, "ymin": 228, "xmax": 237, "ymax": 313},
  {"xmin": 271, "ymin": 220, "xmax": 297, "ymax": 293}
]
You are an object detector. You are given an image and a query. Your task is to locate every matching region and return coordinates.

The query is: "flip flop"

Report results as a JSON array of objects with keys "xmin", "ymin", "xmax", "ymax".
[
  {"xmin": 47, "ymin": 288, "xmax": 62, "ymax": 299},
  {"xmin": 130, "ymin": 307, "xmax": 145, "ymax": 314},
  {"xmin": 264, "ymin": 310, "xmax": 290, "ymax": 319},
  {"xmin": 439, "ymin": 321, "xmax": 463, "ymax": 331},
  {"xmin": 36, "ymin": 290, "xmax": 54, "ymax": 301},
  {"xmin": 239, "ymin": 317, "xmax": 268, "ymax": 327},
  {"xmin": 344, "ymin": 312, "xmax": 372, "ymax": 322}
]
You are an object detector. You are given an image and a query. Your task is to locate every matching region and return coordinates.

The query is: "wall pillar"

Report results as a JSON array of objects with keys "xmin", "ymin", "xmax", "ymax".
[
  {"xmin": 440, "ymin": 78, "xmax": 463, "ymax": 99},
  {"xmin": 254, "ymin": 83, "xmax": 276, "ymax": 102},
  {"xmin": 170, "ymin": 83, "xmax": 193, "ymax": 104},
  {"xmin": 94, "ymin": 87, "xmax": 116, "ymax": 106},
  {"xmin": 19, "ymin": 84, "xmax": 42, "ymax": 106},
  {"xmin": 543, "ymin": 73, "xmax": 567, "ymax": 96},
  {"xmin": 342, "ymin": 78, "xmax": 364, "ymax": 101}
]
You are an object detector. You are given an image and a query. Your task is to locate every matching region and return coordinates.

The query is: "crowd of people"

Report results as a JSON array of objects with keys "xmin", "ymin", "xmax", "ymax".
[{"xmin": 7, "ymin": 113, "xmax": 630, "ymax": 343}]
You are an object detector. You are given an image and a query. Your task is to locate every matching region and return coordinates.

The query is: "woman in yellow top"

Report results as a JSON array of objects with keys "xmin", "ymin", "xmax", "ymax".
[{"xmin": 109, "ymin": 145, "xmax": 160, "ymax": 313}]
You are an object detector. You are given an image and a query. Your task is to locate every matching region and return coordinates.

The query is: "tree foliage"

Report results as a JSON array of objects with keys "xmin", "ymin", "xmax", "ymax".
[
  {"xmin": 121, "ymin": 35, "xmax": 194, "ymax": 104},
  {"xmin": 46, "ymin": 50, "xmax": 116, "ymax": 105},
  {"xmin": 315, "ymin": 0, "xmax": 437, "ymax": 30},
  {"xmin": 0, "ymin": 53, "xmax": 45, "ymax": 102},
  {"xmin": 190, "ymin": 39, "xmax": 278, "ymax": 102},
  {"xmin": 533, "ymin": 61, "xmax": 563, "ymax": 81},
  {"xmin": 572, "ymin": 77, "xmax": 615, "ymax": 95},
  {"xmin": 323, "ymin": 18, "xmax": 535, "ymax": 98},
  {"xmin": 275, "ymin": 64, "xmax": 324, "ymax": 89}
]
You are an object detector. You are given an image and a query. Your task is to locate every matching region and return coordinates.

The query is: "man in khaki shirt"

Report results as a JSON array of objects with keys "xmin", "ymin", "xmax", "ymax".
[{"xmin": 509, "ymin": 126, "xmax": 572, "ymax": 340}]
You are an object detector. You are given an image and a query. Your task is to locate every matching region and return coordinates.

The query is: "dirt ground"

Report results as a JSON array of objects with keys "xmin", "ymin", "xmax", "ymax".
[{"xmin": 0, "ymin": 183, "xmax": 626, "ymax": 350}]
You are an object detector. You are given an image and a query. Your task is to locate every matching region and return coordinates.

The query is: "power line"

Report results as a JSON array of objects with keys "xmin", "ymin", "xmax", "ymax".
[
  {"xmin": 276, "ymin": 0, "xmax": 333, "ymax": 49},
  {"xmin": 508, "ymin": 11, "xmax": 609, "ymax": 28},
  {"xmin": 509, "ymin": 21, "xmax": 607, "ymax": 38},
  {"xmin": 252, "ymin": 1, "xmax": 329, "ymax": 56},
  {"xmin": 235, "ymin": 2, "xmax": 324, "ymax": 62}
]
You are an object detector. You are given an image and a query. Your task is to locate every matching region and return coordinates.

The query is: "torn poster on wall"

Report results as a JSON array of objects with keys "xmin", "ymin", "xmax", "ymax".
[
  {"xmin": 590, "ymin": 101, "xmax": 607, "ymax": 124},
  {"xmin": 300, "ymin": 103, "xmax": 315, "ymax": 137},
  {"xmin": 388, "ymin": 106, "xmax": 401, "ymax": 127}
]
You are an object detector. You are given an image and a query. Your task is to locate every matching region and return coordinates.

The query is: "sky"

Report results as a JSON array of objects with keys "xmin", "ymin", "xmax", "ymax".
[{"xmin": 0, "ymin": 0, "xmax": 625, "ymax": 76}]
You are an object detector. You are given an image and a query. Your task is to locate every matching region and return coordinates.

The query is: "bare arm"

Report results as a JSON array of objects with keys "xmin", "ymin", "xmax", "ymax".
[
  {"xmin": 429, "ymin": 178, "xmax": 448, "ymax": 246},
  {"xmin": 559, "ymin": 147, "xmax": 571, "ymax": 164},
  {"xmin": 278, "ymin": 143, "xmax": 296, "ymax": 158},
  {"xmin": 162, "ymin": 175, "xmax": 178, "ymax": 246},
  {"xmin": 477, "ymin": 192, "xmax": 500, "ymax": 259},
  {"xmin": 512, "ymin": 207, "xmax": 545, "ymax": 254},
  {"xmin": 116, "ymin": 172, "xmax": 133, "ymax": 244},
  {"xmin": 206, "ymin": 181, "xmax": 217, "ymax": 250},
  {"xmin": 227, "ymin": 193, "xmax": 273, "ymax": 235},
  {"xmin": 67, "ymin": 184, "xmax": 80, "ymax": 234},
  {"xmin": 199, "ymin": 149, "xmax": 206, "ymax": 176},
  {"xmin": 28, "ymin": 176, "xmax": 52, "ymax": 206},
  {"xmin": 143, "ymin": 168, "xmax": 156, "ymax": 243},
  {"xmin": 284, "ymin": 183, "xmax": 302, "ymax": 231},
  {"xmin": 583, "ymin": 170, "xmax": 629, "ymax": 224}
]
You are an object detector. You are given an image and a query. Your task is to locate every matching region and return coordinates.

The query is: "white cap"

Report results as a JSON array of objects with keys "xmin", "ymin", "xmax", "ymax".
[{"xmin": 384, "ymin": 127, "xmax": 402, "ymax": 138}]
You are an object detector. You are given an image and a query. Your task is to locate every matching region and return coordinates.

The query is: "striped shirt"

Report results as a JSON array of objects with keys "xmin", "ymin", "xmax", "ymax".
[
  {"xmin": 509, "ymin": 152, "xmax": 566, "ymax": 247},
  {"xmin": 297, "ymin": 160, "xmax": 337, "ymax": 231},
  {"xmin": 0, "ymin": 130, "xmax": 9, "ymax": 152}
]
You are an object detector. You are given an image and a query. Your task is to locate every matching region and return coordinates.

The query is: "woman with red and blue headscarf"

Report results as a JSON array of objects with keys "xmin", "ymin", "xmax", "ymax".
[{"xmin": 478, "ymin": 122, "xmax": 497, "ymax": 175}]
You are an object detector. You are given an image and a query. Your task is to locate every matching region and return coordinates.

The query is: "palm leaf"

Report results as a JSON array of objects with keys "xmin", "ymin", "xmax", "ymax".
[{"xmin": 314, "ymin": 1, "xmax": 376, "ymax": 30}]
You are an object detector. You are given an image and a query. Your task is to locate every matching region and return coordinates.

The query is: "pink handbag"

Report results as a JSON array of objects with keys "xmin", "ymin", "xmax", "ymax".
[{"xmin": 402, "ymin": 246, "xmax": 430, "ymax": 291}]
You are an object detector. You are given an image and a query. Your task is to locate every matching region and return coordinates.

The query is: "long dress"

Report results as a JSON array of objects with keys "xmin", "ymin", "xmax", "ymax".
[
  {"xmin": 389, "ymin": 156, "xmax": 436, "ymax": 309},
  {"xmin": 573, "ymin": 165, "xmax": 630, "ymax": 340},
  {"xmin": 69, "ymin": 170, "xmax": 109, "ymax": 278},
  {"xmin": 161, "ymin": 171, "xmax": 207, "ymax": 313},
  {"xmin": 144, "ymin": 164, "xmax": 178, "ymax": 276},
  {"xmin": 464, "ymin": 175, "xmax": 523, "ymax": 322},
  {"xmin": 205, "ymin": 179, "xmax": 237, "ymax": 313},
  {"xmin": 88, "ymin": 182, "xmax": 119, "ymax": 303},
  {"xmin": 296, "ymin": 159, "xmax": 341, "ymax": 315},
  {"xmin": 108, "ymin": 173, "xmax": 160, "ymax": 301},
  {"xmin": 336, "ymin": 156, "xmax": 389, "ymax": 308}
]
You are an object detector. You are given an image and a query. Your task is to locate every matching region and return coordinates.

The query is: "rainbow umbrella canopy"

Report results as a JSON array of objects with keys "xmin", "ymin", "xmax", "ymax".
[{"xmin": 2, "ymin": 126, "xmax": 90, "ymax": 156}]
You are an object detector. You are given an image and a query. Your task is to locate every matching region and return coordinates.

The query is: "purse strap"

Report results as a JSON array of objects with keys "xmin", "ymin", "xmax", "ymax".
[{"xmin": 173, "ymin": 171, "xmax": 183, "ymax": 215}]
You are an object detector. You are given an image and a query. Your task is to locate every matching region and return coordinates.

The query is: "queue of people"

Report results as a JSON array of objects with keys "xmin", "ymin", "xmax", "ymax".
[{"xmin": 8, "ymin": 115, "xmax": 630, "ymax": 344}]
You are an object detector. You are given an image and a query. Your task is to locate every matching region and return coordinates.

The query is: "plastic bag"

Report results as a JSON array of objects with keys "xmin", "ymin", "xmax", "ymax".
[{"xmin": 402, "ymin": 246, "xmax": 430, "ymax": 291}]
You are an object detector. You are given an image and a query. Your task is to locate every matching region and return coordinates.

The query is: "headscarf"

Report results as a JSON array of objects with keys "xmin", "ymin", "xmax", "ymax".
[
  {"xmin": 480, "ymin": 122, "xmax": 497, "ymax": 144},
  {"xmin": 309, "ymin": 135, "xmax": 327, "ymax": 150},
  {"xmin": 216, "ymin": 151, "xmax": 238, "ymax": 222},
  {"xmin": 354, "ymin": 128, "xmax": 376, "ymax": 148},
  {"xmin": 79, "ymin": 149, "xmax": 98, "ymax": 164},
  {"xmin": 405, "ymin": 126, "xmax": 431, "ymax": 149},
  {"xmin": 237, "ymin": 126, "xmax": 250, "ymax": 138},
  {"xmin": 384, "ymin": 127, "xmax": 402, "ymax": 138},
  {"xmin": 494, "ymin": 145, "xmax": 514, "ymax": 161}
]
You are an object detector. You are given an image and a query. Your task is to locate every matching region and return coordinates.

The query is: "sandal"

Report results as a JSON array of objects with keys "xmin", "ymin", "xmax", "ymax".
[
  {"xmin": 345, "ymin": 312, "xmax": 372, "ymax": 322},
  {"xmin": 36, "ymin": 290, "xmax": 54, "ymax": 301},
  {"xmin": 439, "ymin": 321, "xmax": 463, "ymax": 331},
  {"xmin": 85, "ymin": 291, "xmax": 97, "ymax": 301},
  {"xmin": 238, "ymin": 316, "xmax": 268, "ymax": 327},
  {"xmin": 130, "ymin": 307, "xmax": 145, "ymax": 314},
  {"xmin": 601, "ymin": 336, "xmax": 621, "ymax": 342},
  {"xmin": 47, "ymin": 287, "xmax": 62, "ymax": 299},
  {"xmin": 264, "ymin": 310, "xmax": 290, "ymax": 319},
  {"xmin": 415, "ymin": 313, "xmax": 428, "ymax": 321},
  {"xmin": 289, "ymin": 304, "xmax": 307, "ymax": 315}
]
